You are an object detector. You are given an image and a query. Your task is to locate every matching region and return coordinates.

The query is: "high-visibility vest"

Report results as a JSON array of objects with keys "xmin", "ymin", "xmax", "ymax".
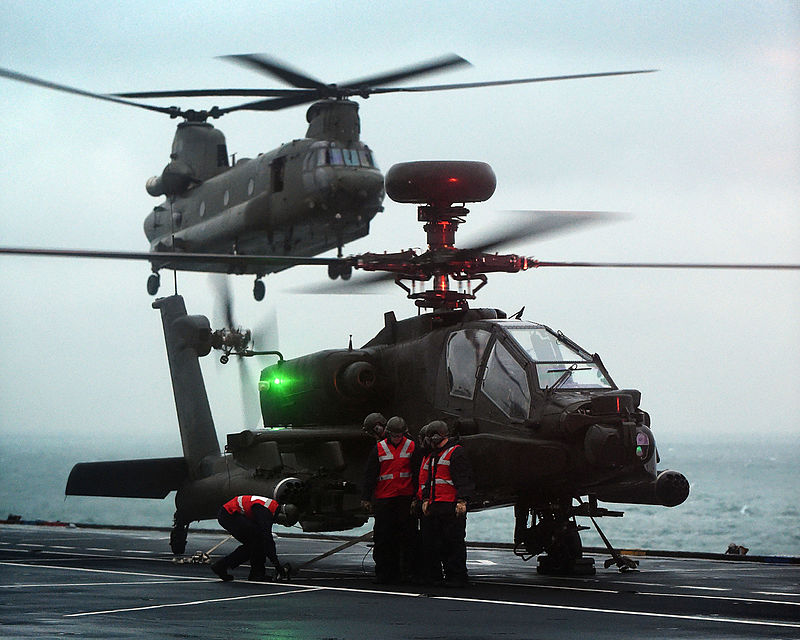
[
  {"xmin": 430, "ymin": 445, "xmax": 460, "ymax": 503},
  {"xmin": 417, "ymin": 453, "xmax": 432, "ymax": 500},
  {"xmin": 374, "ymin": 436, "xmax": 415, "ymax": 498},
  {"xmin": 223, "ymin": 495, "xmax": 279, "ymax": 518}
]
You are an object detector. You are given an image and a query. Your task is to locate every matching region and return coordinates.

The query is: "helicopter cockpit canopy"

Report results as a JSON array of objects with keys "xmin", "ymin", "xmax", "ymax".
[
  {"xmin": 503, "ymin": 324, "xmax": 613, "ymax": 391},
  {"xmin": 446, "ymin": 320, "xmax": 615, "ymax": 423}
]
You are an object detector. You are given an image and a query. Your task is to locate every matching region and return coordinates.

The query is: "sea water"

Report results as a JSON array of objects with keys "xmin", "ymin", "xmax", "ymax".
[{"xmin": 1, "ymin": 432, "xmax": 797, "ymax": 557}]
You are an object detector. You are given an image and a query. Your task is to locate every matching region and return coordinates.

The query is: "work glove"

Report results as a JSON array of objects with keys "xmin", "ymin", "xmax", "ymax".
[
  {"xmin": 455, "ymin": 500, "xmax": 467, "ymax": 517},
  {"xmin": 360, "ymin": 500, "xmax": 372, "ymax": 513},
  {"xmin": 422, "ymin": 500, "xmax": 430, "ymax": 516}
]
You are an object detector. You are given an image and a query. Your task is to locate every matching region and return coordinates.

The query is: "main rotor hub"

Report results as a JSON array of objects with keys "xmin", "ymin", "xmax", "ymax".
[{"xmin": 355, "ymin": 161, "xmax": 530, "ymax": 312}]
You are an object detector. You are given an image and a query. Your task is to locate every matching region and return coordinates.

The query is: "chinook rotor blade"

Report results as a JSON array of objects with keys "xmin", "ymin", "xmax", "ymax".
[
  {"xmin": 367, "ymin": 69, "xmax": 657, "ymax": 95},
  {"xmin": 0, "ymin": 67, "xmax": 181, "ymax": 117},
  {"xmin": 217, "ymin": 54, "xmax": 469, "ymax": 114},
  {"xmin": 115, "ymin": 88, "xmax": 303, "ymax": 99}
]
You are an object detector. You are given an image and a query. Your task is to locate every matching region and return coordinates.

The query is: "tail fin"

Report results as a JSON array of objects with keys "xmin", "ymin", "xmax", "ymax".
[{"xmin": 152, "ymin": 295, "xmax": 221, "ymax": 472}]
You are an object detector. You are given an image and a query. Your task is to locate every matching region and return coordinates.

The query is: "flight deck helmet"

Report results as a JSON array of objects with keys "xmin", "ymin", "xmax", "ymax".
[
  {"xmin": 386, "ymin": 416, "xmax": 406, "ymax": 437},
  {"xmin": 426, "ymin": 420, "xmax": 448, "ymax": 447},
  {"xmin": 363, "ymin": 412, "xmax": 387, "ymax": 439}
]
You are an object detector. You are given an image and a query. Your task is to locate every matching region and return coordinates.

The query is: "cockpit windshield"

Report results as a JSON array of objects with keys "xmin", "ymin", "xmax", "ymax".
[
  {"xmin": 310, "ymin": 143, "xmax": 378, "ymax": 169},
  {"xmin": 506, "ymin": 327, "xmax": 613, "ymax": 390}
]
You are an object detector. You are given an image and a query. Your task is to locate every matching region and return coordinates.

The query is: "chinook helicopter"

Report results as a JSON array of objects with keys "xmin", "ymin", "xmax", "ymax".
[
  {"xmin": 0, "ymin": 55, "xmax": 654, "ymax": 301},
  {"xmin": 64, "ymin": 160, "xmax": 799, "ymax": 576}
]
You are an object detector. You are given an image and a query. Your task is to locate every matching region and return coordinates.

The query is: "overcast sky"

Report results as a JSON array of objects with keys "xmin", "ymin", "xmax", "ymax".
[{"xmin": 0, "ymin": 1, "xmax": 798, "ymax": 460}]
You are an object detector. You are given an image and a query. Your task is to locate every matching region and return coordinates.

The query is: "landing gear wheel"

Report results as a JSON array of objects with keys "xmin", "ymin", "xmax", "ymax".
[
  {"xmin": 253, "ymin": 279, "xmax": 266, "ymax": 301},
  {"xmin": 536, "ymin": 520, "xmax": 594, "ymax": 576},
  {"xmin": 147, "ymin": 273, "xmax": 161, "ymax": 296},
  {"xmin": 327, "ymin": 262, "xmax": 352, "ymax": 280},
  {"xmin": 170, "ymin": 518, "xmax": 189, "ymax": 555}
]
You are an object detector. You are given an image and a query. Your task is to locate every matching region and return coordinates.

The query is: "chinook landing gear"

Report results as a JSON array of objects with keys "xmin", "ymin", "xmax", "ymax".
[
  {"xmin": 253, "ymin": 277, "xmax": 266, "ymax": 301},
  {"xmin": 147, "ymin": 272, "xmax": 161, "ymax": 296},
  {"xmin": 327, "ymin": 261, "xmax": 352, "ymax": 281}
]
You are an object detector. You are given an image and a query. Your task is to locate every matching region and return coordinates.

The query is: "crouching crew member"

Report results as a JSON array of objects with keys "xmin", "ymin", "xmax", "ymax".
[
  {"xmin": 361, "ymin": 416, "xmax": 419, "ymax": 584},
  {"xmin": 421, "ymin": 421, "xmax": 475, "ymax": 587},
  {"xmin": 211, "ymin": 495, "xmax": 294, "ymax": 582}
]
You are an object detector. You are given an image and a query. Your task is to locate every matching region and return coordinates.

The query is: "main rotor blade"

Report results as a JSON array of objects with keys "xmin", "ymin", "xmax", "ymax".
[
  {"xmin": 367, "ymin": 69, "xmax": 657, "ymax": 95},
  {"xmin": 116, "ymin": 88, "xmax": 303, "ymax": 99},
  {"xmin": 216, "ymin": 90, "xmax": 324, "ymax": 115},
  {"xmin": 463, "ymin": 210, "xmax": 622, "ymax": 253},
  {"xmin": 340, "ymin": 54, "xmax": 470, "ymax": 90},
  {"xmin": 0, "ymin": 67, "xmax": 179, "ymax": 117},
  {"xmin": 217, "ymin": 54, "xmax": 470, "ymax": 114},
  {"xmin": 220, "ymin": 53, "xmax": 328, "ymax": 89},
  {"xmin": 529, "ymin": 260, "xmax": 800, "ymax": 270},
  {"xmin": 0, "ymin": 246, "xmax": 345, "ymax": 268},
  {"xmin": 211, "ymin": 275, "xmax": 236, "ymax": 329}
]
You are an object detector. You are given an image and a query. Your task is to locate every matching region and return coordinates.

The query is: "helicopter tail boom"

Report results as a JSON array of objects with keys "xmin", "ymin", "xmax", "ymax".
[{"xmin": 152, "ymin": 295, "xmax": 222, "ymax": 472}]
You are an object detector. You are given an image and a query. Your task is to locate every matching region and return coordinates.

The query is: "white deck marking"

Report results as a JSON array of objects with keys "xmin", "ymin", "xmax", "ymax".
[
  {"xmin": 484, "ymin": 578, "xmax": 799, "ymax": 607},
  {"xmin": 3, "ymin": 558, "xmax": 798, "ymax": 629},
  {"xmin": 0, "ymin": 561, "xmax": 213, "ymax": 581},
  {"xmin": 86, "ymin": 548, "xmax": 111, "ymax": 551},
  {"xmin": 1, "ymin": 580, "xmax": 190, "ymax": 588},
  {"xmin": 676, "ymin": 584, "xmax": 730, "ymax": 591},
  {"xmin": 433, "ymin": 594, "xmax": 800, "ymax": 630},
  {"xmin": 65, "ymin": 587, "xmax": 324, "ymax": 617}
]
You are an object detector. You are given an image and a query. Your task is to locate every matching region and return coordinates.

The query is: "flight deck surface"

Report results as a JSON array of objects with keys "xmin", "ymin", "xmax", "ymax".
[{"xmin": 2, "ymin": 523, "xmax": 799, "ymax": 639}]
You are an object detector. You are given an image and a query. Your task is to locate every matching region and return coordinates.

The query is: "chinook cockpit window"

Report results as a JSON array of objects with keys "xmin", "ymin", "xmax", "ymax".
[
  {"xmin": 481, "ymin": 341, "xmax": 530, "ymax": 420},
  {"xmin": 446, "ymin": 329, "xmax": 491, "ymax": 399},
  {"xmin": 314, "ymin": 144, "xmax": 377, "ymax": 168},
  {"xmin": 506, "ymin": 327, "xmax": 613, "ymax": 390}
]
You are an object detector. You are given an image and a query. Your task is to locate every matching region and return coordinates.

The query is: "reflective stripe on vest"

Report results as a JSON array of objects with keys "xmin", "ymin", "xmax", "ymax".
[
  {"xmin": 417, "ymin": 454, "xmax": 432, "ymax": 500},
  {"xmin": 374, "ymin": 436, "xmax": 416, "ymax": 499},
  {"xmin": 223, "ymin": 495, "xmax": 279, "ymax": 518},
  {"xmin": 430, "ymin": 445, "xmax": 459, "ymax": 503}
]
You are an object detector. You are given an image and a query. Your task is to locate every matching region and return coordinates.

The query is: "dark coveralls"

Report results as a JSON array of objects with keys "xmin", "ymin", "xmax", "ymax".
[
  {"xmin": 216, "ymin": 495, "xmax": 281, "ymax": 579},
  {"xmin": 420, "ymin": 441, "xmax": 475, "ymax": 586},
  {"xmin": 362, "ymin": 436, "xmax": 420, "ymax": 583}
]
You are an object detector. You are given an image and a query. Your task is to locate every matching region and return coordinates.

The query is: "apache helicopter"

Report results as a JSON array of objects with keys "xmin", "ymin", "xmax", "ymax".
[
  {"xmin": 64, "ymin": 160, "xmax": 799, "ymax": 576},
  {"xmin": 0, "ymin": 55, "xmax": 654, "ymax": 301}
]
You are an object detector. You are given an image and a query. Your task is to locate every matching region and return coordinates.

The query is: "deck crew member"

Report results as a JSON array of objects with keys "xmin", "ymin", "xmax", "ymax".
[
  {"xmin": 211, "ymin": 495, "xmax": 293, "ymax": 582},
  {"xmin": 362, "ymin": 412, "xmax": 388, "ymax": 441},
  {"xmin": 421, "ymin": 420, "xmax": 475, "ymax": 587},
  {"xmin": 361, "ymin": 416, "xmax": 418, "ymax": 583}
]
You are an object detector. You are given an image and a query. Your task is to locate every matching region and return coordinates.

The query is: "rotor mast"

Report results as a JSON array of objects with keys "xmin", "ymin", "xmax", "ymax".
[{"xmin": 354, "ymin": 161, "xmax": 533, "ymax": 311}]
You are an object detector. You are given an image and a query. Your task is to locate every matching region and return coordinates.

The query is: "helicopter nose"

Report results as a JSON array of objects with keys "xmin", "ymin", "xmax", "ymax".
[{"xmin": 317, "ymin": 167, "xmax": 385, "ymax": 210}]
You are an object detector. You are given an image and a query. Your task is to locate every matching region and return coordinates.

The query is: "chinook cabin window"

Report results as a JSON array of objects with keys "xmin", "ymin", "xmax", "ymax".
[
  {"xmin": 506, "ymin": 327, "xmax": 613, "ymax": 390},
  {"xmin": 446, "ymin": 329, "xmax": 491, "ymax": 399},
  {"xmin": 481, "ymin": 340, "xmax": 530, "ymax": 420}
]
